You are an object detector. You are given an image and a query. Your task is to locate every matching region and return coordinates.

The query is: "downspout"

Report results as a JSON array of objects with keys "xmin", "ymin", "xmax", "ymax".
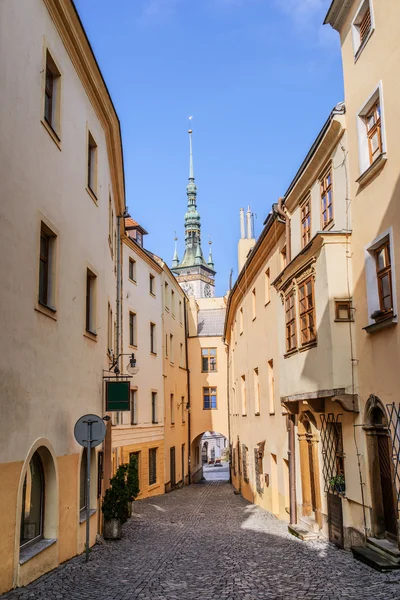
[
  {"xmin": 275, "ymin": 197, "xmax": 291, "ymax": 262},
  {"xmin": 184, "ymin": 298, "xmax": 191, "ymax": 485},
  {"xmin": 288, "ymin": 414, "xmax": 297, "ymax": 525}
]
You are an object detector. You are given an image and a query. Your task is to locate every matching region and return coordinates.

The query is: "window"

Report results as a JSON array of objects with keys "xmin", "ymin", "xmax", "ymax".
[
  {"xmin": 265, "ymin": 269, "xmax": 270, "ymax": 305},
  {"xmin": 335, "ymin": 300, "xmax": 353, "ymax": 322},
  {"xmin": 150, "ymin": 323, "xmax": 156, "ymax": 354},
  {"xmin": 301, "ymin": 197, "xmax": 311, "ymax": 247},
  {"xmin": 352, "ymin": 0, "xmax": 374, "ymax": 58},
  {"xmin": 171, "ymin": 289, "xmax": 175, "ymax": 315},
  {"xmin": 131, "ymin": 388, "xmax": 137, "ymax": 425},
  {"xmin": 170, "ymin": 394, "xmax": 175, "ymax": 424},
  {"xmin": 201, "ymin": 348, "xmax": 217, "ymax": 372},
  {"xmin": 149, "ymin": 448, "xmax": 157, "ymax": 485},
  {"xmin": 86, "ymin": 269, "xmax": 97, "ymax": 334},
  {"xmin": 254, "ymin": 447, "xmax": 263, "ymax": 495},
  {"xmin": 164, "ymin": 282, "xmax": 169, "ymax": 310},
  {"xmin": 203, "ymin": 387, "xmax": 217, "ymax": 410},
  {"xmin": 149, "ymin": 273, "xmax": 155, "ymax": 295},
  {"xmin": 252, "ymin": 288, "xmax": 256, "ymax": 320},
  {"xmin": 320, "ymin": 167, "xmax": 333, "ymax": 229},
  {"xmin": 181, "ymin": 396, "xmax": 185, "ymax": 423},
  {"xmin": 357, "ymin": 85, "xmax": 386, "ymax": 177},
  {"xmin": 179, "ymin": 300, "xmax": 183, "ymax": 323},
  {"xmin": 268, "ymin": 360, "xmax": 275, "ymax": 414},
  {"xmin": 87, "ymin": 131, "xmax": 98, "ymax": 197},
  {"xmin": 165, "ymin": 333, "xmax": 168, "ymax": 357},
  {"xmin": 241, "ymin": 375, "xmax": 247, "ymax": 416},
  {"xmin": 20, "ymin": 452, "xmax": 44, "ymax": 547},
  {"xmin": 180, "ymin": 343, "xmax": 184, "ymax": 368},
  {"xmin": 44, "ymin": 51, "xmax": 61, "ymax": 136},
  {"xmin": 365, "ymin": 100, "xmax": 382, "ymax": 165},
  {"xmin": 239, "ymin": 307, "xmax": 244, "ymax": 334},
  {"xmin": 129, "ymin": 258, "xmax": 136, "ymax": 282},
  {"xmin": 129, "ymin": 312, "xmax": 137, "ymax": 347},
  {"xmin": 285, "ymin": 290, "xmax": 296, "ymax": 352},
  {"xmin": 108, "ymin": 195, "xmax": 113, "ymax": 249},
  {"xmin": 151, "ymin": 392, "xmax": 157, "ymax": 423},
  {"xmin": 107, "ymin": 303, "xmax": 113, "ymax": 353},
  {"xmin": 298, "ymin": 277, "xmax": 316, "ymax": 345},
  {"xmin": 281, "ymin": 246, "xmax": 287, "ymax": 270},
  {"xmin": 129, "ymin": 451, "xmax": 140, "ymax": 491},
  {"xmin": 38, "ymin": 223, "xmax": 56, "ymax": 310},
  {"xmin": 170, "ymin": 334, "xmax": 174, "ymax": 363},
  {"xmin": 254, "ymin": 368, "xmax": 260, "ymax": 415},
  {"xmin": 136, "ymin": 231, "xmax": 143, "ymax": 247},
  {"xmin": 375, "ymin": 240, "xmax": 393, "ymax": 314},
  {"xmin": 242, "ymin": 444, "xmax": 249, "ymax": 483}
]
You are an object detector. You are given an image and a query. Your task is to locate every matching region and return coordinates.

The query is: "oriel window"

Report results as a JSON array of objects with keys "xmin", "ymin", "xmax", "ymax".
[
  {"xmin": 301, "ymin": 197, "xmax": 311, "ymax": 247},
  {"xmin": 298, "ymin": 277, "xmax": 316, "ymax": 345},
  {"xmin": 285, "ymin": 290, "xmax": 296, "ymax": 352},
  {"xmin": 321, "ymin": 168, "xmax": 333, "ymax": 228}
]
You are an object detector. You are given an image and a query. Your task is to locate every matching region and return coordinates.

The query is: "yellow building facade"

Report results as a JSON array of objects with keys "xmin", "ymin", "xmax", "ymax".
[{"xmin": 0, "ymin": 0, "xmax": 124, "ymax": 592}]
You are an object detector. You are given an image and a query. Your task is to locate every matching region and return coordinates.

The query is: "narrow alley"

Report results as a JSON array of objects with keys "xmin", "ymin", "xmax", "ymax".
[{"xmin": 4, "ymin": 482, "xmax": 400, "ymax": 600}]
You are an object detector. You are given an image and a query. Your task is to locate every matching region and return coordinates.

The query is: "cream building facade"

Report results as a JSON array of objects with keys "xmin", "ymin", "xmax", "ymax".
[
  {"xmin": 325, "ymin": 0, "xmax": 400, "ymax": 562},
  {"xmin": 0, "ymin": 0, "xmax": 124, "ymax": 592}
]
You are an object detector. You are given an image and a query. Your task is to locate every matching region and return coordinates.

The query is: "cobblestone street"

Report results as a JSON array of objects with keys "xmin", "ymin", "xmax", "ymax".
[{"xmin": 4, "ymin": 482, "xmax": 400, "ymax": 600}]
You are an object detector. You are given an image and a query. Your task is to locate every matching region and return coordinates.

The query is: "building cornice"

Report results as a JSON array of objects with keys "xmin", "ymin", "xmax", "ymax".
[
  {"xmin": 224, "ymin": 216, "xmax": 285, "ymax": 343},
  {"xmin": 324, "ymin": 0, "xmax": 353, "ymax": 30},
  {"xmin": 122, "ymin": 235, "xmax": 163, "ymax": 274},
  {"xmin": 43, "ymin": 0, "xmax": 125, "ymax": 215}
]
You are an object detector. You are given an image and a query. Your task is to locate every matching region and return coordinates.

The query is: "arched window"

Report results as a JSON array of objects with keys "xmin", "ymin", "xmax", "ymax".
[
  {"xmin": 20, "ymin": 452, "xmax": 44, "ymax": 548},
  {"xmin": 80, "ymin": 448, "xmax": 87, "ymax": 512}
]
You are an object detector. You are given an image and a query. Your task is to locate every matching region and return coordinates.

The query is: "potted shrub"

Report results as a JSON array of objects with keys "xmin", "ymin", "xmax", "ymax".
[
  {"xmin": 329, "ymin": 474, "xmax": 346, "ymax": 494},
  {"xmin": 127, "ymin": 454, "xmax": 140, "ymax": 517},
  {"xmin": 102, "ymin": 464, "xmax": 129, "ymax": 539}
]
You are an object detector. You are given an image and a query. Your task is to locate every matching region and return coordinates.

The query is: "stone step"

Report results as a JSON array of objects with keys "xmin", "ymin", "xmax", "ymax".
[
  {"xmin": 367, "ymin": 537, "xmax": 400, "ymax": 563},
  {"xmin": 299, "ymin": 515, "xmax": 320, "ymax": 533},
  {"xmin": 288, "ymin": 524, "xmax": 319, "ymax": 541},
  {"xmin": 351, "ymin": 546, "xmax": 400, "ymax": 572}
]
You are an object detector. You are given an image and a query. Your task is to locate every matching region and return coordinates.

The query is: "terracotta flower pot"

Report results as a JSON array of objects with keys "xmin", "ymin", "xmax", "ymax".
[{"xmin": 103, "ymin": 518, "xmax": 122, "ymax": 540}]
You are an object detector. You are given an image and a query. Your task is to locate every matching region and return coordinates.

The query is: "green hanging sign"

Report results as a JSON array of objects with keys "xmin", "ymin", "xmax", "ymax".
[{"xmin": 105, "ymin": 380, "xmax": 130, "ymax": 411}]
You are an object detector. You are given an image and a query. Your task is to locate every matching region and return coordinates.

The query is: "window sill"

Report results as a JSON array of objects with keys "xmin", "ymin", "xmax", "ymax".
[
  {"xmin": 129, "ymin": 278, "xmax": 137, "ymax": 285},
  {"xmin": 86, "ymin": 186, "xmax": 98, "ymax": 206},
  {"xmin": 255, "ymin": 412, "xmax": 260, "ymax": 417},
  {"xmin": 150, "ymin": 352, "xmax": 157, "ymax": 357},
  {"xmin": 356, "ymin": 153, "xmax": 387, "ymax": 187},
  {"xmin": 334, "ymin": 318, "xmax": 354, "ymax": 323},
  {"xmin": 129, "ymin": 344, "xmax": 138, "ymax": 350},
  {"xmin": 148, "ymin": 482, "xmax": 160, "ymax": 491},
  {"xmin": 241, "ymin": 414, "xmax": 247, "ymax": 417},
  {"xmin": 284, "ymin": 341, "xmax": 317, "ymax": 359},
  {"xmin": 265, "ymin": 300, "xmax": 271, "ymax": 307},
  {"xmin": 354, "ymin": 28, "xmax": 374, "ymax": 63},
  {"xmin": 149, "ymin": 292, "xmax": 156, "ymax": 298},
  {"xmin": 269, "ymin": 412, "xmax": 276, "ymax": 416},
  {"xmin": 203, "ymin": 408, "xmax": 218, "ymax": 411},
  {"xmin": 84, "ymin": 330, "xmax": 97, "ymax": 342},
  {"xmin": 19, "ymin": 538, "xmax": 57, "ymax": 565},
  {"xmin": 322, "ymin": 220, "xmax": 335, "ymax": 232},
  {"xmin": 79, "ymin": 508, "xmax": 97, "ymax": 524},
  {"xmin": 363, "ymin": 315, "xmax": 397, "ymax": 334},
  {"xmin": 35, "ymin": 303, "xmax": 57, "ymax": 321},
  {"xmin": 252, "ymin": 317, "xmax": 256, "ymax": 322},
  {"xmin": 41, "ymin": 119, "xmax": 61, "ymax": 150}
]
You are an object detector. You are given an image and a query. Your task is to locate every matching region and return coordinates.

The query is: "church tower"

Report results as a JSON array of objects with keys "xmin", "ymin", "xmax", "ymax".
[{"xmin": 172, "ymin": 129, "xmax": 216, "ymax": 298}]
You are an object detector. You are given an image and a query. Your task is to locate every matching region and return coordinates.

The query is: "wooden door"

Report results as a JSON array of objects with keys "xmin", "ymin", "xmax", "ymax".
[{"xmin": 377, "ymin": 434, "xmax": 398, "ymax": 536}]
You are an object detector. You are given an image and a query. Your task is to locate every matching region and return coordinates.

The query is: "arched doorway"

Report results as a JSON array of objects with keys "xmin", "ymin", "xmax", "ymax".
[
  {"xmin": 364, "ymin": 395, "xmax": 398, "ymax": 539},
  {"xmin": 298, "ymin": 412, "xmax": 322, "ymax": 528}
]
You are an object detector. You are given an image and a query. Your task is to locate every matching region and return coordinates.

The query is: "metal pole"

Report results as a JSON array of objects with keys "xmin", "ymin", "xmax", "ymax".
[{"xmin": 86, "ymin": 420, "xmax": 92, "ymax": 563}]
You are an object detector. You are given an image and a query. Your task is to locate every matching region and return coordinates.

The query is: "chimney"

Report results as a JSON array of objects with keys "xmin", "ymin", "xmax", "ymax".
[
  {"xmin": 246, "ymin": 206, "xmax": 252, "ymax": 239},
  {"xmin": 240, "ymin": 208, "xmax": 245, "ymax": 239}
]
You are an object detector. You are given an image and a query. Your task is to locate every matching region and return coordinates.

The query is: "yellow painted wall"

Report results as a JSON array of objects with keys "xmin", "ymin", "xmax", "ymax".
[
  {"xmin": 120, "ymin": 441, "xmax": 165, "ymax": 499},
  {"xmin": 0, "ymin": 462, "xmax": 23, "ymax": 594}
]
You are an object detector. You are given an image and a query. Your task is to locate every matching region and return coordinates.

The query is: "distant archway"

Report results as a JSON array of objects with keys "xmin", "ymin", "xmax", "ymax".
[{"xmin": 191, "ymin": 431, "xmax": 229, "ymax": 483}]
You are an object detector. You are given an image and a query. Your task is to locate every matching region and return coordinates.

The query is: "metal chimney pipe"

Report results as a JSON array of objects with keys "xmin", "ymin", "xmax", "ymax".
[
  {"xmin": 246, "ymin": 206, "xmax": 252, "ymax": 239},
  {"xmin": 239, "ymin": 208, "xmax": 245, "ymax": 239}
]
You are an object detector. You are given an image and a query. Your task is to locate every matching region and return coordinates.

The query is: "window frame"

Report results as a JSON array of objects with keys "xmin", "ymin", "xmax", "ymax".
[
  {"xmin": 351, "ymin": 0, "xmax": 375, "ymax": 60},
  {"xmin": 87, "ymin": 130, "xmax": 98, "ymax": 199},
  {"xmin": 149, "ymin": 448, "xmax": 157, "ymax": 485},
  {"xmin": 241, "ymin": 375, "xmax": 247, "ymax": 416},
  {"xmin": 201, "ymin": 348, "xmax": 217, "ymax": 373},
  {"xmin": 268, "ymin": 359, "xmax": 275, "ymax": 415},
  {"xmin": 254, "ymin": 367, "xmax": 260, "ymax": 415},
  {"xmin": 285, "ymin": 290, "xmax": 297, "ymax": 353},
  {"xmin": 365, "ymin": 100, "xmax": 382, "ymax": 165},
  {"xmin": 131, "ymin": 388, "xmax": 138, "ymax": 425},
  {"xmin": 38, "ymin": 221, "xmax": 57, "ymax": 313},
  {"xmin": 43, "ymin": 49, "xmax": 61, "ymax": 142},
  {"xmin": 150, "ymin": 322, "xmax": 156, "ymax": 354},
  {"xmin": 364, "ymin": 228, "xmax": 397, "ymax": 327},
  {"xmin": 85, "ymin": 268, "xmax": 97, "ymax": 335},
  {"xmin": 375, "ymin": 240, "xmax": 393, "ymax": 315},
  {"xmin": 149, "ymin": 273, "xmax": 155, "ymax": 296},
  {"xmin": 151, "ymin": 391, "xmax": 158, "ymax": 424},
  {"xmin": 298, "ymin": 276, "xmax": 317, "ymax": 347},
  {"xmin": 334, "ymin": 299, "xmax": 353, "ymax": 322},
  {"xmin": 265, "ymin": 268, "xmax": 270, "ymax": 305},
  {"xmin": 320, "ymin": 166, "xmax": 334, "ymax": 230},
  {"xmin": 203, "ymin": 387, "xmax": 217, "ymax": 410},
  {"xmin": 170, "ymin": 393, "xmax": 175, "ymax": 425},
  {"xmin": 356, "ymin": 82, "xmax": 387, "ymax": 178},
  {"xmin": 129, "ymin": 311, "xmax": 137, "ymax": 347},
  {"xmin": 301, "ymin": 196, "xmax": 312, "ymax": 248},
  {"xmin": 129, "ymin": 258, "xmax": 137, "ymax": 283},
  {"xmin": 20, "ymin": 452, "xmax": 45, "ymax": 549}
]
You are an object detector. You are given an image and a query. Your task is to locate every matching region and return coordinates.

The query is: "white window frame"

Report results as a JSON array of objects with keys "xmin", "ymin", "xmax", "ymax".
[
  {"xmin": 351, "ymin": 0, "xmax": 375, "ymax": 61},
  {"xmin": 356, "ymin": 81, "xmax": 387, "ymax": 177},
  {"xmin": 364, "ymin": 227, "xmax": 397, "ymax": 326}
]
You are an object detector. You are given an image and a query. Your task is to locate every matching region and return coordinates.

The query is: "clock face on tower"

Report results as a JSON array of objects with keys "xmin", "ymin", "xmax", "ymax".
[
  {"xmin": 181, "ymin": 282, "xmax": 194, "ymax": 296},
  {"xmin": 204, "ymin": 284, "xmax": 212, "ymax": 298}
]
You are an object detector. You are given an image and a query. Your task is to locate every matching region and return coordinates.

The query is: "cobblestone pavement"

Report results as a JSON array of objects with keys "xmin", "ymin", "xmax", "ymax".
[{"xmin": 4, "ymin": 481, "xmax": 400, "ymax": 600}]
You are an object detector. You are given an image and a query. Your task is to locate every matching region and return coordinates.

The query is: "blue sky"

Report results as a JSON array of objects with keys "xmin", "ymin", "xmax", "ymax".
[{"xmin": 74, "ymin": 0, "xmax": 343, "ymax": 296}]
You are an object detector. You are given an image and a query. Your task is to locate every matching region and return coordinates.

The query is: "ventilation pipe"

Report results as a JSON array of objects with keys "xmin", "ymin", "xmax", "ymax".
[
  {"xmin": 239, "ymin": 208, "xmax": 245, "ymax": 239},
  {"xmin": 246, "ymin": 206, "xmax": 252, "ymax": 239}
]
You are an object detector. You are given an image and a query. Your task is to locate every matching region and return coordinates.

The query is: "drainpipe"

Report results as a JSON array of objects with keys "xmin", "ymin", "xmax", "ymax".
[
  {"xmin": 288, "ymin": 414, "xmax": 297, "ymax": 525},
  {"xmin": 184, "ymin": 298, "xmax": 191, "ymax": 484},
  {"xmin": 225, "ymin": 341, "xmax": 232, "ymax": 484},
  {"xmin": 275, "ymin": 197, "xmax": 291, "ymax": 262}
]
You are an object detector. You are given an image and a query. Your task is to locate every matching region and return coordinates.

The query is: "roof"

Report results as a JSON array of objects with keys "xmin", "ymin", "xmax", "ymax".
[
  {"xmin": 125, "ymin": 217, "xmax": 148, "ymax": 235},
  {"xmin": 197, "ymin": 309, "xmax": 226, "ymax": 337}
]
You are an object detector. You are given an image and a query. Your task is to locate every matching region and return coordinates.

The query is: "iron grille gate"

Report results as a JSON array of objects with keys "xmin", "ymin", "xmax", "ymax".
[
  {"xmin": 320, "ymin": 414, "xmax": 345, "ymax": 548},
  {"xmin": 386, "ymin": 402, "xmax": 400, "ymax": 516}
]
